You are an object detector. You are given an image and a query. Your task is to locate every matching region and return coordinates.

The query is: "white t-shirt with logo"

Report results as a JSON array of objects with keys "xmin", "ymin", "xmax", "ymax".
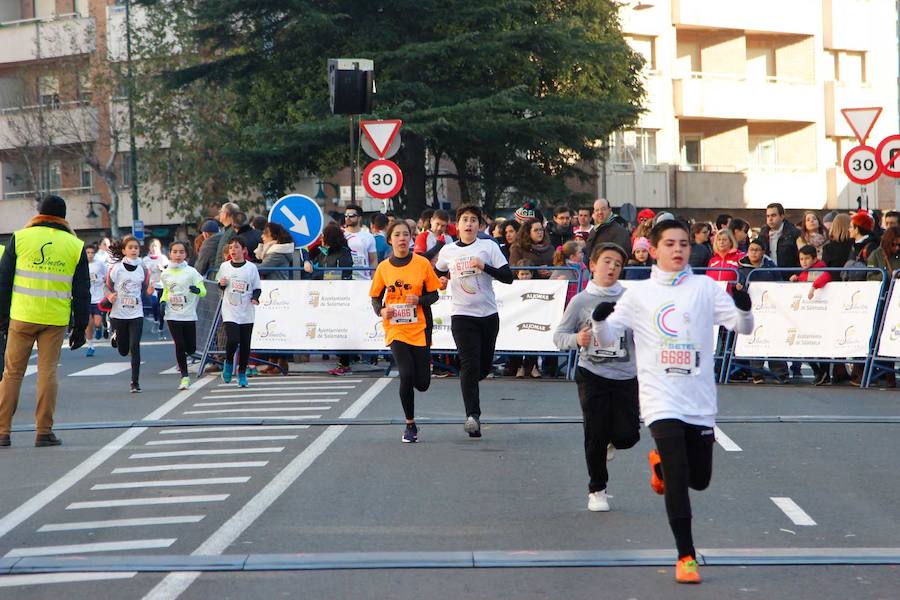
[
  {"xmin": 88, "ymin": 258, "xmax": 107, "ymax": 305},
  {"xmin": 344, "ymin": 229, "xmax": 376, "ymax": 280},
  {"xmin": 143, "ymin": 254, "xmax": 169, "ymax": 290},
  {"xmin": 108, "ymin": 261, "xmax": 147, "ymax": 320},
  {"xmin": 435, "ymin": 239, "xmax": 509, "ymax": 318},
  {"xmin": 217, "ymin": 260, "xmax": 261, "ymax": 325}
]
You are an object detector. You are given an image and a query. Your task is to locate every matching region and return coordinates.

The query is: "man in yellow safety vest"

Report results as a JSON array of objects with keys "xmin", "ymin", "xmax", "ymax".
[{"xmin": 0, "ymin": 195, "xmax": 90, "ymax": 447}]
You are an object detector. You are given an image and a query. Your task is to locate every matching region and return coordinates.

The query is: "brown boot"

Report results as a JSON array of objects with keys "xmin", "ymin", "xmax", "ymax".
[{"xmin": 35, "ymin": 432, "xmax": 62, "ymax": 447}]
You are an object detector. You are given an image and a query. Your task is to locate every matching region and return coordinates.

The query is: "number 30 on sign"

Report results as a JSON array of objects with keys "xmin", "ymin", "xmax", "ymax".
[
  {"xmin": 843, "ymin": 145, "xmax": 880, "ymax": 185},
  {"xmin": 362, "ymin": 159, "xmax": 404, "ymax": 199}
]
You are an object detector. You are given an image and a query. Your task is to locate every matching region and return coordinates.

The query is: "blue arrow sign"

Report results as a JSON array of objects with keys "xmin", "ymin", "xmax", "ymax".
[{"xmin": 267, "ymin": 194, "xmax": 324, "ymax": 249}]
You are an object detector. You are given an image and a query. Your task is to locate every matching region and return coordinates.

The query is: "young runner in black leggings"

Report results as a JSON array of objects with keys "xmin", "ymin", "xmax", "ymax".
[
  {"xmin": 434, "ymin": 205, "xmax": 513, "ymax": 438},
  {"xmin": 370, "ymin": 220, "xmax": 441, "ymax": 443},
  {"xmin": 160, "ymin": 241, "xmax": 205, "ymax": 390}
]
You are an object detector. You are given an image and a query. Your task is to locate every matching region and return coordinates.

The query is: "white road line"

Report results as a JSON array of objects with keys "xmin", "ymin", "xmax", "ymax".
[
  {"xmin": 160, "ymin": 365, "xmax": 202, "ymax": 375},
  {"xmin": 67, "ymin": 495, "xmax": 229, "ymax": 510},
  {"xmin": 193, "ymin": 399, "xmax": 340, "ymax": 407},
  {"xmin": 202, "ymin": 392, "xmax": 348, "ymax": 399},
  {"xmin": 129, "ymin": 448, "xmax": 284, "ymax": 460},
  {"xmin": 0, "ymin": 572, "xmax": 137, "ymax": 588},
  {"xmin": 145, "ymin": 436, "xmax": 297, "ymax": 445},
  {"xmin": 158, "ymin": 426, "xmax": 310, "ymax": 435},
  {"xmin": 143, "ymin": 377, "xmax": 393, "ymax": 600},
  {"xmin": 179, "ymin": 415, "xmax": 322, "ymax": 421},
  {"xmin": 5, "ymin": 539, "xmax": 177, "ymax": 558},
  {"xmin": 218, "ymin": 379, "xmax": 363, "ymax": 386},
  {"xmin": 0, "ymin": 377, "xmax": 214, "ymax": 541},
  {"xmin": 91, "ymin": 477, "xmax": 250, "ymax": 490},
  {"xmin": 112, "ymin": 461, "xmax": 268, "ymax": 474},
  {"xmin": 714, "ymin": 426, "xmax": 742, "ymax": 452},
  {"xmin": 39, "ymin": 516, "xmax": 205, "ymax": 532},
  {"xmin": 771, "ymin": 497, "xmax": 817, "ymax": 526},
  {"xmin": 69, "ymin": 362, "xmax": 145, "ymax": 377},
  {"xmin": 183, "ymin": 407, "xmax": 330, "ymax": 414},
  {"xmin": 208, "ymin": 385, "xmax": 356, "ymax": 393}
]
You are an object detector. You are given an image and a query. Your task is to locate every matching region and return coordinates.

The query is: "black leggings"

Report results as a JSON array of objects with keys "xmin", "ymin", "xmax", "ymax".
[
  {"xmin": 575, "ymin": 368, "xmax": 640, "ymax": 493},
  {"xmin": 168, "ymin": 320, "xmax": 197, "ymax": 377},
  {"xmin": 224, "ymin": 322, "xmax": 254, "ymax": 374},
  {"xmin": 112, "ymin": 317, "xmax": 143, "ymax": 384},
  {"xmin": 390, "ymin": 341, "xmax": 431, "ymax": 420},
  {"xmin": 450, "ymin": 313, "xmax": 500, "ymax": 418},
  {"xmin": 649, "ymin": 419, "xmax": 715, "ymax": 559}
]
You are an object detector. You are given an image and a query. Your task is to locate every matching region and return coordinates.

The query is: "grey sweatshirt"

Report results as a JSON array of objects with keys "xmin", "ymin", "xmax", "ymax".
[{"xmin": 553, "ymin": 282, "xmax": 636, "ymax": 380}]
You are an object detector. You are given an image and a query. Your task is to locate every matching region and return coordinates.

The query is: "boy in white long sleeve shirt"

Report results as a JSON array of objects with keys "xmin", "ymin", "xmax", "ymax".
[{"xmin": 591, "ymin": 220, "xmax": 753, "ymax": 585}]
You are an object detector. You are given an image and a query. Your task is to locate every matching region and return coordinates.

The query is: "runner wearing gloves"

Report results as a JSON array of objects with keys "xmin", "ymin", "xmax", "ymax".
[
  {"xmin": 217, "ymin": 237, "xmax": 261, "ymax": 388},
  {"xmin": 434, "ymin": 205, "xmax": 514, "ymax": 438},
  {"xmin": 160, "ymin": 241, "xmax": 205, "ymax": 390},
  {"xmin": 590, "ymin": 220, "xmax": 754, "ymax": 584},
  {"xmin": 370, "ymin": 220, "xmax": 442, "ymax": 443},
  {"xmin": 554, "ymin": 242, "xmax": 638, "ymax": 513}
]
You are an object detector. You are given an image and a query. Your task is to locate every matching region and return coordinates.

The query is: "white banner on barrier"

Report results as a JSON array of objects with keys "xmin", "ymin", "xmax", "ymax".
[
  {"xmin": 250, "ymin": 279, "xmax": 569, "ymax": 352},
  {"xmin": 877, "ymin": 283, "xmax": 900, "ymax": 358},
  {"xmin": 735, "ymin": 281, "xmax": 882, "ymax": 359}
]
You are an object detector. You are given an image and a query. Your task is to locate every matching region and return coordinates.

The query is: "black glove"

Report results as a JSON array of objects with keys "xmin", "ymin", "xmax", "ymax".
[
  {"xmin": 69, "ymin": 329, "xmax": 86, "ymax": 350},
  {"xmin": 189, "ymin": 285, "xmax": 202, "ymax": 294},
  {"xmin": 592, "ymin": 301, "xmax": 616, "ymax": 322},
  {"xmin": 733, "ymin": 286, "xmax": 752, "ymax": 311}
]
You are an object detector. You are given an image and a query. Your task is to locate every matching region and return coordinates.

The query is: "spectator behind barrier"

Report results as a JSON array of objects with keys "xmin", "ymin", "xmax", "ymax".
[{"xmin": 867, "ymin": 226, "xmax": 900, "ymax": 281}]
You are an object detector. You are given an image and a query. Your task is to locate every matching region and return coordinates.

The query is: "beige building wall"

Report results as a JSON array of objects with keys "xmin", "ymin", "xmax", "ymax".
[{"xmin": 611, "ymin": 0, "xmax": 899, "ymax": 213}]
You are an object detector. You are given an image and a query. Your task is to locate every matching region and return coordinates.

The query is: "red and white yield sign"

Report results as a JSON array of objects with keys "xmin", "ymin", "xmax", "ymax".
[
  {"xmin": 362, "ymin": 159, "xmax": 404, "ymax": 199},
  {"xmin": 360, "ymin": 120, "xmax": 402, "ymax": 159}
]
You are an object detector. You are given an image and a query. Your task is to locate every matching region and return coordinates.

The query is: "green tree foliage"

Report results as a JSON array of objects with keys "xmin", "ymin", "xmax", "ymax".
[{"xmin": 137, "ymin": 0, "xmax": 644, "ymax": 216}]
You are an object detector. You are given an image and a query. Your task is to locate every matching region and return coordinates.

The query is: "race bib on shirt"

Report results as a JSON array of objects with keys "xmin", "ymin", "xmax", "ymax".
[
  {"xmin": 589, "ymin": 334, "xmax": 626, "ymax": 359},
  {"xmin": 351, "ymin": 253, "xmax": 368, "ymax": 268},
  {"xmin": 655, "ymin": 347, "xmax": 701, "ymax": 376},
  {"xmin": 120, "ymin": 295, "xmax": 137, "ymax": 308},
  {"xmin": 452, "ymin": 257, "xmax": 479, "ymax": 278},
  {"xmin": 389, "ymin": 303, "xmax": 417, "ymax": 325},
  {"xmin": 168, "ymin": 294, "xmax": 186, "ymax": 310},
  {"xmin": 231, "ymin": 279, "xmax": 248, "ymax": 294}
]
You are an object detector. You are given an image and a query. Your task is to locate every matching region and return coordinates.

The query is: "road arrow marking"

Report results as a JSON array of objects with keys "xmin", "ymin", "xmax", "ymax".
[{"xmin": 279, "ymin": 205, "xmax": 309, "ymax": 236}]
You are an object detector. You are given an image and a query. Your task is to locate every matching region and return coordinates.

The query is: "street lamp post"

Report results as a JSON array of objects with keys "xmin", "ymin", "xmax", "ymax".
[{"xmin": 125, "ymin": 0, "xmax": 140, "ymax": 222}]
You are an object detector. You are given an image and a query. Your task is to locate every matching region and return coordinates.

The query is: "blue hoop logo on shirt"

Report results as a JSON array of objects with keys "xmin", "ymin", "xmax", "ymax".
[{"xmin": 655, "ymin": 303, "xmax": 679, "ymax": 338}]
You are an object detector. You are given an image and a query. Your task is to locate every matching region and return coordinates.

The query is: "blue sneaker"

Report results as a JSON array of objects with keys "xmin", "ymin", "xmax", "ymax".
[
  {"xmin": 402, "ymin": 423, "xmax": 418, "ymax": 443},
  {"xmin": 94, "ymin": 328, "xmax": 102, "ymax": 340},
  {"xmin": 238, "ymin": 372, "xmax": 249, "ymax": 388},
  {"xmin": 222, "ymin": 363, "xmax": 233, "ymax": 384},
  {"xmin": 85, "ymin": 347, "xmax": 95, "ymax": 357}
]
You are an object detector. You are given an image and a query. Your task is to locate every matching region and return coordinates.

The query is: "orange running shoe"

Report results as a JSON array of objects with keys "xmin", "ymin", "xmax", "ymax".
[
  {"xmin": 648, "ymin": 449, "xmax": 665, "ymax": 495},
  {"xmin": 676, "ymin": 555, "xmax": 702, "ymax": 584}
]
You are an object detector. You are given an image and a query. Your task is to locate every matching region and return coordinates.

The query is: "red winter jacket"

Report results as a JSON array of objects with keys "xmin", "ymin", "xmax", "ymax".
[
  {"xmin": 797, "ymin": 259, "xmax": 832, "ymax": 289},
  {"xmin": 706, "ymin": 249, "xmax": 744, "ymax": 282}
]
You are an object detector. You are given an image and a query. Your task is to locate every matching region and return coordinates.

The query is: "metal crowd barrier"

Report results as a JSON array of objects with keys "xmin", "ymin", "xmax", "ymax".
[{"xmin": 865, "ymin": 268, "xmax": 900, "ymax": 387}]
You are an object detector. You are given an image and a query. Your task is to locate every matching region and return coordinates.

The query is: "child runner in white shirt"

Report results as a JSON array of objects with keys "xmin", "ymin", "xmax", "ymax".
[
  {"xmin": 434, "ymin": 205, "xmax": 513, "ymax": 438},
  {"xmin": 554, "ymin": 242, "xmax": 638, "ymax": 513},
  {"xmin": 143, "ymin": 238, "xmax": 169, "ymax": 334},
  {"xmin": 104, "ymin": 235, "xmax": 154, "ymax": 393},
  {"xmin": 161, "ymin": 241, "xmax": 206, "ymax": 390},
  {"xmin": 85, "ymin": 243, "xmax": 107, "ymax": 357},
  {"xmin": 591, "ymin": 220, "xmax": 754, "ymax": 585},
  {"xmin": 217, "ymin": 236, "xmax": 261, "ymax": 388}
]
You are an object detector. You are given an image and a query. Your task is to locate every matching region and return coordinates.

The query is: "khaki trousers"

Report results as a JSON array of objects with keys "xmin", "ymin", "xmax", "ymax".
[{"xmin": 0, "ymin": 319, "xmax": 65, "ymax": 435}]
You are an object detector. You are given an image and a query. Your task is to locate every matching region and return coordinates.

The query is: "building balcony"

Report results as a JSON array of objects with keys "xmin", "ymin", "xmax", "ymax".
[
  {"xmin": 824, "ymin": 81, "xmax": 882, "ymax": 139},
  {"xmin": 823, "ymin": 0, "xmax": 870, "ymax": 50},
  {"xmin": 673, "ymin": 74, "xmax": 818, "ymax": 123},
  {"xmin": 0, "ymin": 14, "xmax": 94, "ymax": 65},
  {"xmin": 672, "ymin": 0, "xmax": 819, "ymax": 35},
  {"xmin": 0, "ymin": 102, "xmax": 99, "ymax": 151},
  {"xmin": 676, "ymin": 167, "xmax": 822, "ymax": 209},
  {"xmin": 0, "ymin": 188, "xmax": 102, "ymax": 234}
]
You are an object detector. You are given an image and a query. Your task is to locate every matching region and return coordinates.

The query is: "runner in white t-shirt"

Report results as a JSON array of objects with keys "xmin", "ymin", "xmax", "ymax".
[
  {"xmin": 434, "ymin": 205, "xmax": 514, "ymax": 438},
  {"xmin": 84, "ymin": 244, "xmax": 107, "ymax": 357},
  {"xmin": 217, "ymin": 236, "xmax": 262, "ymax": 388},
  {"xmin": 342, "ymin": 204, "xmax": 377, "ymax": 280},
  {"xmin": 591, "ymin": 220, "xmax": 754, "ymax": 585}
]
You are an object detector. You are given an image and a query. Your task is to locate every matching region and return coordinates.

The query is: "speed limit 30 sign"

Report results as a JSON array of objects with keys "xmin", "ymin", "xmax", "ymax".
[
  {"xmin": 843, "ymin": 145, "xmax": 880, "ymax": 185},
  {"xmin": 362, "ymin": 159, "xmax": 404, "ymax": 199}
]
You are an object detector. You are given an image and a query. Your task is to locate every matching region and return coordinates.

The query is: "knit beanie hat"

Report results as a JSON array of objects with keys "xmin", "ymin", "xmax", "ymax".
[
  {"xmin": 38, "ymin": 194, "xmax": 66, "ymax": 219},
  {"xmin": 654, "ymin": 212, "xmax": 675, "ymax": 225},
  {"xmin": 850, "ymin": 211, "xmax": 875, "ymax": 232},
  {"xmin": 514, "ymin": 200, "xmax": 544, "ymax": 224},
  {"xmin": 200, "ymin": 219, "xmax": 220, "ymax": 234},
  {"xmin": 822, "ymin": 211, "xmax": 837, "ymax": 225},
  {"xmin": 637, "ymin": 208, "xmax": 656, "ymax": 223},
  {"xmin": 632, "ymin": 237, "xmax": 650, "ymax": 252}
]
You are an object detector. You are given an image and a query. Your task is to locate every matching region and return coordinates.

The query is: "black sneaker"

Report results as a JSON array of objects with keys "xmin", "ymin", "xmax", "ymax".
[
  {"xmin": 130, "ymin": 382, "xmax": 141, "ymax": 393},
  {"xmin": 0, "ymin": 434, "xmax": 10, "ymax": 447},
  {"xmin": 103, "ymin": 328, "xmax": 110, "ymax": 339},
  {"xmin": 35, "ymin": 433, "xmax": 62, "ymax": 447},
  {"xmin": 402, "ymin": 423, "xmax": 418, "ymax": 443},
  {"xmin": 464, "ymin": 416, "xmax": 481, "ymax": 438},
  {"xmin": 814, "ymin": 372, "xmax": 831, "ymax": 386},
  {"xmin": 110, "ymin": 331, "xmax": 117, "ymax": 349}
]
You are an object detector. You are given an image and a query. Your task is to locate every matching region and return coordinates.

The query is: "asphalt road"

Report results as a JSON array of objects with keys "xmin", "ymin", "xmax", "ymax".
[{"xmin": 0, "ymin": 332, "xmax": 898, "ymax": 599}]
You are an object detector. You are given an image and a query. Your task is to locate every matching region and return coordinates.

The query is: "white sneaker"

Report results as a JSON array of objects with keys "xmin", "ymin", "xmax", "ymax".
[
  {"xmin": 530, "ymin": 366, "xmax": 541, "ymax": 378},
  {"xmin": 588, "ymin": 490, "xmax": 610, "ymax": 512},
  {"xmin": 515, "ymin": 366, "xmax": 525, "ymax": 378},
  {"xmin": 606, "ymin": 442, "xmax": 615, "ymax": 462}
]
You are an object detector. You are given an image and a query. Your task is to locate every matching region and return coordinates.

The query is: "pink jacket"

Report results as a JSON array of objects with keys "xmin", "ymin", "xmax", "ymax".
[{"xmin": 706, "ymin": 249, "xmax": 745, "ymax": 282}]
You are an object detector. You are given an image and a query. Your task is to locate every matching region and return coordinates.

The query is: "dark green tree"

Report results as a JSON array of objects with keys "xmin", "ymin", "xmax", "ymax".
[{"xmin": 138, "ymin": 0, "xmax": 644, "ymax": 216}]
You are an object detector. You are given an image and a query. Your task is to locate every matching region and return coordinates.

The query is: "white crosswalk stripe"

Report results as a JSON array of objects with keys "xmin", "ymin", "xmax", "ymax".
[
  {"xmin": 112, "ymin": 461, "xmax": 269, "ymax": 474},
  {"xmin": 91, "ymin": 477, "xmax": 250, "ymax": 490},
  {"xmin": 0, "ymin": 573, "xmax": 137, "ymax": 588},
  {"xmin": 193, "ymin": 399, "xmax": 340, "ymax": 407},
  {"xmin": 203, "ymin": 391, "xmax": 348, "ymax": 399},
  {"xmin": 68, "ymin": 362, "xmax": 145, "ymax": 377},
  {"xmin": 145, "ymin": 436, "xmax": 298, "ymax": 446},
  {"xmin": 129, "ymin": 448, "xmax": 285, "ymax": 459},
  {"xmin": 39, "ymin": 516, "xmax": 205, "ymax": 532},
  {"xmin": 5, "ymin": 538, "xmax": 177, "ymax": 557},
  {"xmin": 67, "ymin": 495, "xmax": 229, "ymax": 510}
]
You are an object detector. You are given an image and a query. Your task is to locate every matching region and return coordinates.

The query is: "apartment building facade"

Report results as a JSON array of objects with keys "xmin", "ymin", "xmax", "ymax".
[
  {"xmin": 0, "ymin": 0, "xmax": 182, "ymax": 236},
  {"xmin": 606, "ymin": 0, "xmax": 899, "ymax": 213}
]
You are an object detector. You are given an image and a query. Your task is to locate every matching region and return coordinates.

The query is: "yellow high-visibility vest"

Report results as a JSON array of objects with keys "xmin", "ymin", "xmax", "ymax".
[{"xmin": 10, "ymin": 227, "xmax": 83, "ymax": 326}]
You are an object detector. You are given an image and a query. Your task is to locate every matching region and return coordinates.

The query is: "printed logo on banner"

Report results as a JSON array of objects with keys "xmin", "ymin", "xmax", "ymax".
[
  {"xmin": 304, "ymin": 323, "xmax": 350, "ymax": 340},
  {"xmin": 305, "ymin": 290, "xmax": 351, "ymax": 308},
  {"xmin": 516, "ymin": 322, "xmax": 552, "ymax": 332},
  {"xmin": 753, "ymin": 290, "xmax": 776, "ymax": 313},
  {"xmin": 258, "ymin": 320, "xmax": 288, "ymax": 340},
  {"xmin": 520, "ymin": 292, "xmax": 555, "ymax": 301},
  {"xmin": 306, "ymin": 323, "xmax": 317, "ymax": 339},
  {"xmin": 890, "ymin": 323, "xmax": 900, "ymax": 341},
  {"xmin": 432, "ymin": 317, "xmax": 452, "ymax": 333},
  {"xmin": 842, "ymin": 290, "xmax": 869, "ymax": 313},
  {"xmin": 260, "ymin": 288, "xmax": 290, "ymax": 309},
  {"xmin": 785, "ymin": 328, "xmax": 823, "ymax": 347},
  {"xmin": 786, "ymin": 328, "xmax": 798, "ymax": 346},
  {"xmin": 836, "ymin": 326, "xmax": 861, "ymax": 347},
  {"xmin": 747, "ymin": 326, "xmax": 770, "ymax": 347},
  {"xmin": 790, "ymin": 295, "xmax": 827, "ymax": 312},
  {"xmin": 367, "ymin": 320, "xmax": 385, "ymax": 341}
]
